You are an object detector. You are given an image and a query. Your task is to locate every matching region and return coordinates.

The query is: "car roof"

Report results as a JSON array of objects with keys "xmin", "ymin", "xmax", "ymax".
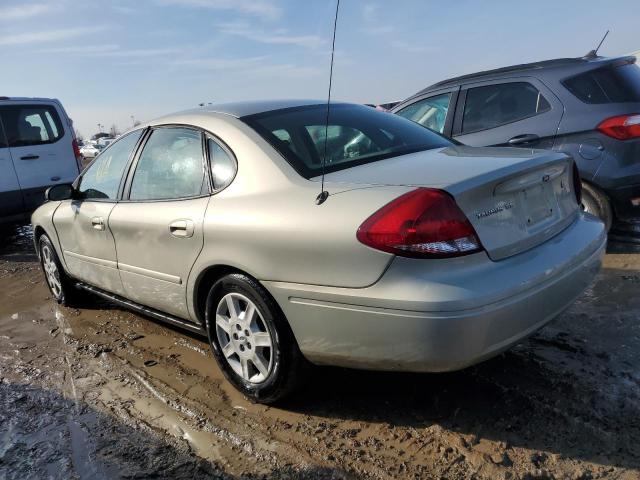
[
  {"xmin": 178, "ymin": 99, "xmax": 342, "ymax": 118},
  {"xmin": 417, "ymin": 55, "xmax": 637, "ymax": 93}
]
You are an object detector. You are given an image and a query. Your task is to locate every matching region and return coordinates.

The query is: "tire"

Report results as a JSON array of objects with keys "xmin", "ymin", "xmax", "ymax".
[
  {"xmin": 581, "ymin": 182, "xmax": 613, "ymax": 231},
  {"xmin": 205, "ymin": 273, "xmax": 307, "ymax": 404},
  {"xmin": 38, "ymin": 234, "xmax": 85, "ymax": 307}
]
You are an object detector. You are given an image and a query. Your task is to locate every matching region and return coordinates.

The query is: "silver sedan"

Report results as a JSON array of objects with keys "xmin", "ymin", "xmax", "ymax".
[{"xmin": 31, "ymin": 100, "xmax": 606, "ymax": 403}]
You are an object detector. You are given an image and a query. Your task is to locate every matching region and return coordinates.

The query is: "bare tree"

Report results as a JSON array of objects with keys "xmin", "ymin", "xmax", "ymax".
[{"xmin": 109, "ymin": 124, "xmax": 121, "ymax": 137}]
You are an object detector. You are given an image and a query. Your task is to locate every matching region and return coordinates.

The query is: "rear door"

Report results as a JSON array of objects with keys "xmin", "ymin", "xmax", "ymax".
[
  {"xmin": 54, "ymin": 129, "xmax": 144, "ymax": 295},
  {"xmin": 393, "ymin": 87, "xmax": 459, "ymax": 136},
  {"xmin": 0, "ymin": 117, "xmax": 23, "ymax": 219},
  {"xmin": 109, "ymin": 126, "xmax": 210, "ymax": 320},
  {"xmin": 452, "ymin": 78, "xmax": 563, "ymax": 149},
  {"xmin": 1, "ymin": 101, "xmax": 79, "ymax": 211}
]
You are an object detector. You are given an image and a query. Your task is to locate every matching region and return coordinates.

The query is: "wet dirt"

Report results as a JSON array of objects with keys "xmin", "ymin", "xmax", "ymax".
[{"xmin": 0, "ymin": 224, "xmax": 639, "ymax": 479}]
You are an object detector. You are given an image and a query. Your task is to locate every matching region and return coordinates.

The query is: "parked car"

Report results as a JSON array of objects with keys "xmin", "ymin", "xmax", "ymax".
[
  {"xmin": 80, "ymin": 143, "xmax": 100, "ymax": 159},
  {"xmin": 392, "ymin": 55, "xmax": 640, "ymax": 230},
  {"xmin": 0, "ymin": 97, "xmax": 81, "ymax": 224},
  {"xmin": 32, "ymin": 100, "xmax": 605, "ymax": 403}
]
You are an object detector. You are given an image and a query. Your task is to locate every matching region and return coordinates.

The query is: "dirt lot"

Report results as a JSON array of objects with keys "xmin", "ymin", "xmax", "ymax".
[{"xmin": 0, "ymin": 224, "xmax": 638, "ymax": 480}]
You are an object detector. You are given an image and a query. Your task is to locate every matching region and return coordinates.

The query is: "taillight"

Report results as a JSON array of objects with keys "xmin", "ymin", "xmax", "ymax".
[
  {"xmin": 597, "ymin": 114, "xmax": 640, "ymax": 140},
  {"xmin": 357, "ymin": 188, "xmax": 483, "ymax": 258},
  {"xmin": 72, "ymin": 138, "xmax": 82, "ymax": 172},
  {"xmin": 572, "ymin": 162, "xmax": 582, "ymax": 205}
]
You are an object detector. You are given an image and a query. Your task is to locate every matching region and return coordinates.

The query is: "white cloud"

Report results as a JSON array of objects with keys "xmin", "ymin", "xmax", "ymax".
[
  {"xmin": 217, "ymin": 21, "xmax": 325, "ymax": 49},
  {"xmin": 36, "ymin": 44, "xmax": 119, "ymax": 55},
  {"xmin": 0, "ymin": 3, "xmax": 51, "ymax": 20},
  {"xmin": 360, "ymin": 3, "xmax": 396, "ymax": 36},
  {"xmin": 155, "ymin": 0, "xmax": 281, "ymax": 20},
  {"xmin": 96, "ymin": 47, "xmax": 184, "ymax": 58},
  {"xmin": 390, "ymin": 40, "xmax": 440, "ymax": 54},
  {"xmin": 173, "ymin": 55, "xmax": 321, "ymax": 79},
  {"xmin": 0, "ymin": 26, "xmax": 106, "ymax": 46},
  {"xmin": 171, "ymin": 55, "xmax": 269, "ymax": 70}
]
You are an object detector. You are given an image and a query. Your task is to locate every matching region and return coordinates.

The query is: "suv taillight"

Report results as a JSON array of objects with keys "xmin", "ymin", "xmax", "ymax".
[
  {"xmin": 597, "ymin": 114, "xmax": 640, "ymax": 140},
  {"xmin": 72, "ymin": 138, "xmax": 82, "ymax": 172},
  {"xmin": 572, "ymin": 162, "xmax": 582, "ymax": 205},
  {"xmin": 357, "ymin": 188, "xmax": 483, "ymax": 258}
]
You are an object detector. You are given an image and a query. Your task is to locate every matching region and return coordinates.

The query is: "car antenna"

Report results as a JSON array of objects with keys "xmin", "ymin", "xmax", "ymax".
[
  {"xmin": 584, "ymin": 30, "xmax": 609, "ymax": 59},
  {"xmin": 316, "ymin": 0, "xmax": 340, "ymax": 206}
]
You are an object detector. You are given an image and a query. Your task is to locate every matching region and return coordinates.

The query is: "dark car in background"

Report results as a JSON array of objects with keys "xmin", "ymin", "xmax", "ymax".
[{"xmin": 392, "ymin": 55, "xmax": 640, "ymax": 230}]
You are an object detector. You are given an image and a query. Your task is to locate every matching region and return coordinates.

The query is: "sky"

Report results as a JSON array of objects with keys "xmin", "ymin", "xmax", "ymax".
[{"xmin": 1, "ymin": 0, "xmax": 639, "ymax": 138}]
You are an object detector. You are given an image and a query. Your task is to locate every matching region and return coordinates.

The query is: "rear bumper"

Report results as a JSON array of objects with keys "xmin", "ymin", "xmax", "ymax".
[
  {"xmin": 606, "ymin": 184, "xmax": 640, "ymax": 221},
  {"xmin": 263, "ymin": 214, "xmax": 606, "ymax": 372}
]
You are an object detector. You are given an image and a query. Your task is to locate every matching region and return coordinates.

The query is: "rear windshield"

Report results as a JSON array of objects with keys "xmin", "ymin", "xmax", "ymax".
[
  {"xmin": 241, "ymin": 104, "xmax": 452, "ymax": 178},
  {"xmin": 563, "ymin": 62, "xmax": 640, "ymax": 104}
]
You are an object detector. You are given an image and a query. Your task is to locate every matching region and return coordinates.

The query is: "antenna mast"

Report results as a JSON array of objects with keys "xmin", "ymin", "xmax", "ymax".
[
  {"xmin": 585, "ymin": 30, "xmax": 609, "ymax": 59},
  {"xmin": 316, "ymin": 0, "xmax": 340, "ymax": 205}
]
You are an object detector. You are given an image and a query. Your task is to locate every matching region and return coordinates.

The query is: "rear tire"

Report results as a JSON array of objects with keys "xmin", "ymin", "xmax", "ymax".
[
  {"xmin": 38, "ymin": 234, "xmax": 85, "ymax": 307},
  {"xmin": 205, "ymin": 273, "xmax": 307, "ymax": 404},
  {"xmin": 581, "ymin": 182, "xmax": 612, "ymax": 231}
]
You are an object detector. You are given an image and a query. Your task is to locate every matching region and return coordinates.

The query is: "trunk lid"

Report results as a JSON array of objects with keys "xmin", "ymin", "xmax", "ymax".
[{"xmin": 321, "ymin": 145, "xmax": 579, "ymax": 260}]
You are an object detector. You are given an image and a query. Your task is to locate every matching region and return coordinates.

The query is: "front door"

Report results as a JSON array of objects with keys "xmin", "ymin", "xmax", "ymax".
[
  {"xmin": 0, "ymin": 119, "xmax": 23, "ymax": 220},
  {"xmin": 53, "ymin": 129, "xmax": 144, "ymax": 295},
  {"xmin": 452, "ymin": 78, "xmax": 563, "ymax": 149},
  {"xmin": 109, "ymin": 126, "xmax": 210, "ymax": 319}
]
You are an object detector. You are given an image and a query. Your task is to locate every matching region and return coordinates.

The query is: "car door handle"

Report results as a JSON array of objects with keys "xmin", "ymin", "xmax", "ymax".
[
  {"xmin": 91, "ymin": 217, "xmax": 105, "ymax": 231},
  {"xmin": 508, "ymin": 134, "xmax": 540, "ymax": 146},
  {"xmin": 20, "ymin": 154, "xmax": 39, "ymax": 160},
  {"xmin": 169, "ymin": 219, "xmax": 194, "ymax": 238}
]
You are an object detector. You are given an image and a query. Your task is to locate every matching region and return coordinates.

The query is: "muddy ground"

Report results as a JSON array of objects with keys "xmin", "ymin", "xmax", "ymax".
[{"xmin": 0, "ymin": 224, "xmax": 638, "ymax": 480}]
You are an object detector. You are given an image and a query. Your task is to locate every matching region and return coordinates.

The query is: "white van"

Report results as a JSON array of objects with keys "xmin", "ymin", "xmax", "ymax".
[{"xmin": 0, "ymin": 97, "xmax": 81, "ymax": 224}]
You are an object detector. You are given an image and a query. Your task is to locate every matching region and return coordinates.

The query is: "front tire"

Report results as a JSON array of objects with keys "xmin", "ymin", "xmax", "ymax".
[
  {"xmin": 38, "ymin": 234, "xmax": 84, "ymax": 307},
  {"xmin": 205, "ymin": 273, "xmax": 306, "ymax": 404},
  {"xmin": 581, "ymin": 182, "xmax": 613, "ymax": 231}
]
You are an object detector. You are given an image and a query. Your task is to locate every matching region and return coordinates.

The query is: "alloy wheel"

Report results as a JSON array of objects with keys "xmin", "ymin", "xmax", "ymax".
[
  {"xmin": 215, "ymin": 292, "xmax": 274, "ymax": 384},
  {"xmin": 41, "ymin": 244, "xmax": 62, "ymax": 299}
]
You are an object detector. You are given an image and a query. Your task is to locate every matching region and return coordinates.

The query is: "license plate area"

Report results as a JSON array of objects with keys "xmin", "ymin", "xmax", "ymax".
[{"xmin": 523, "ymin": 184, "xmax": 554, "ymax": 227}]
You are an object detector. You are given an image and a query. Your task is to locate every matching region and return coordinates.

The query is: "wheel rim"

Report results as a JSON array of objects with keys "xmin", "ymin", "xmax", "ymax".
[
  {"xmin": 215, "ymin": 292, "xmax": 274, "ymax": 384},
  {"xmin": 41, "ymin": 244, "xmax": 62, "ymax": 299}
]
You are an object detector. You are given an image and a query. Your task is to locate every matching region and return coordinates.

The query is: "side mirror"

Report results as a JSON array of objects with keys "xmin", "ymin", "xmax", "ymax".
[{"xmin": 46, "ymin": 183, "xmax": 75, "ymax": 201}]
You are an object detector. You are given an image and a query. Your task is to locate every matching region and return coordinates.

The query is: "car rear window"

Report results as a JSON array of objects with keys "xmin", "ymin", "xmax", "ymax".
[
  {"xmin": 563, "ymin": 62, "xmax": 640, "ymax": 104},
  {"xmin": 241, "ymin": 104, "xmax": 452, "ymax": 178},
  {"xmin": 0, "ymin": 104, "xmax": 65, "ymax": 147}
]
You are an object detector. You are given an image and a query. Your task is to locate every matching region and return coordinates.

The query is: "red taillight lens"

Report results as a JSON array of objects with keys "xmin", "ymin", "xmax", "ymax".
[
  {"xmin": 572, "ymin": 162, "xmax": 582, "ymax": 205},
  {"xmin": 72, "ymin": 138, "xmax": 82, "ymax": 172},
  {"xmin": 597, "ymin": 114, "xmax": 640, "ymax": 140},
  {"xmin": 357, "ymin": 188, "xmax": 483, "ymax": 258}
]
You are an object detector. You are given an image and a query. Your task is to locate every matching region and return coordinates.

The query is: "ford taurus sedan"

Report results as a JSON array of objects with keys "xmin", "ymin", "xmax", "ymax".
[{"xmin": 32, "ymin": 100, "xmax": 606, "ymax": 403}]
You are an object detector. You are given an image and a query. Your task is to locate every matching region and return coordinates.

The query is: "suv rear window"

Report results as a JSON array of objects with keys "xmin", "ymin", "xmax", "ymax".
[
  {"xmin": 242, "ymin": 104, "xmax": 452, "ymax": 178},
  {"xmin": 0, "ymin": 104, "xmax": 64, "ymax": 147},
  {"xmin": 563, "ymin": 63, "xmax": 640, "ymax": 104}
]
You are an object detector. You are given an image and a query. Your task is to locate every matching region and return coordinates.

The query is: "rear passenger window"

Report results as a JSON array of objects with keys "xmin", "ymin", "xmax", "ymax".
[
  {"xmin": 208, "ymin": 136, "xmax": 236, "ymax": 190},
  {"xmin": 396, "ymin": 93, "xmax": 451, "ymax": 134},
  {"xmin": 130, "ymin": 128, "xmax": 205, "ymax": 201},
  {"xmin": 563, "ymin": 63, "xmax": 640, "ymax": 104},
  {"xmin": 79, "ymin": 130, "xmax": 143, "ymax": 200},
  {"xmin": 462, "ymin": 82, "xmax": 551, "ymax": 134},
  {"xmin": 0, "ymin": 104, "xmax": 64, "ymax": 146}
]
